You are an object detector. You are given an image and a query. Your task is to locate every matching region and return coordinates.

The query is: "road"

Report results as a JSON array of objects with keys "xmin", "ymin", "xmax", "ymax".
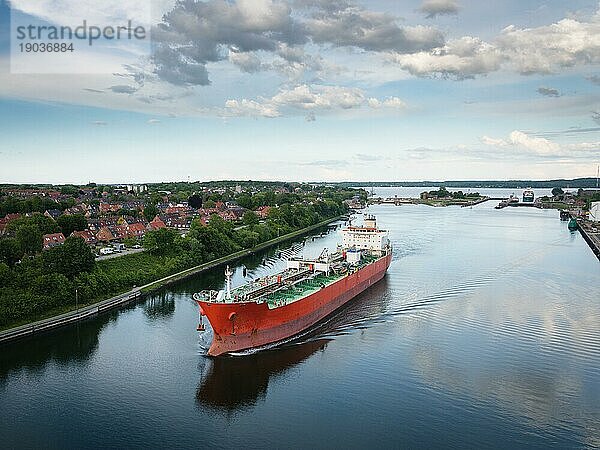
[{"xmin": 96, "ymin": 247, "xmax": 144, "ymax": 261}]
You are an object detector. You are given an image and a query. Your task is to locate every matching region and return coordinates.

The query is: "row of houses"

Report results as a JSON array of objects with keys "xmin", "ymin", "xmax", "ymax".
[
  {"xmin": 40, "ymin": 215, "xmax": 168, "ymax": 250},
  {"xmin": 1, "ymin": 196, "xmax": 273, "ymax": 251}
]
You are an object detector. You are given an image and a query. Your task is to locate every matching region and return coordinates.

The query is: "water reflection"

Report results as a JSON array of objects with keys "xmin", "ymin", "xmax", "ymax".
[
  {"xmin": 311, "ymin": 277, "xmax": 392, "ymax": 338},
  {"xmin": 143, "ymin": 293, "xmax": 175, "ymax": 320},
  {"xmin": 0, "ymin": 309, "xmax": 124, "ymax": 383},
  {"xmin": 196, "ymin": 339, "xmax": 329, "ymax": 413}
]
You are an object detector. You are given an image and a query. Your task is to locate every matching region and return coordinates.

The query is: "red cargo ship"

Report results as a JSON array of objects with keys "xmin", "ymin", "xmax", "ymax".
[{"xmin": 194, "ymin": 215, "xmax": 392, "ymax": 356}]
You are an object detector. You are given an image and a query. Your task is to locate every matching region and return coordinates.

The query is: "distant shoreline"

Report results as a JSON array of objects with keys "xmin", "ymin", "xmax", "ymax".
[
  {"xmin": 2, "ymin": 178, "xmax": 599, "ymax": 190},
  {"xmin": 344, "ymin": 178, "xmax": 600, "ymax": 189}
]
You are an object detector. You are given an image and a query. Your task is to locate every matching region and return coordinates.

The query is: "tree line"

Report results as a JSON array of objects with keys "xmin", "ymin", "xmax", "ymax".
[{"xmin": 0, "ymin": 199, "xmax": 347, "ymax": 328}]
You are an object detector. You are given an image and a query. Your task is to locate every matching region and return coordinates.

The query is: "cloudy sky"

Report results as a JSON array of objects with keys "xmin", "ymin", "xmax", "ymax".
[{"xmin": 0, "ymin": 0, "xmax": 599, "ymax": 183}]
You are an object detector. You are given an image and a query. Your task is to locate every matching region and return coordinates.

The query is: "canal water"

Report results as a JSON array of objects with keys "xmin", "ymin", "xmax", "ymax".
[{"xmin": 1, "ymin": 201, "xmax": 599, "ymax": 449}]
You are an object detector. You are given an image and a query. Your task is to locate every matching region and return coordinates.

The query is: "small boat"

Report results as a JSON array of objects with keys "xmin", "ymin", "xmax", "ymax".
[
  {"xmin": 559, "ymin": 210, "xmax": 570, "ymax": 221},
  {"xmin": 568, "ymin": 218, "xmax": 578, "ymax": 231},
  {"xmin": 522, "ymin": 189, "xmax": 534, "ymax": 203}
]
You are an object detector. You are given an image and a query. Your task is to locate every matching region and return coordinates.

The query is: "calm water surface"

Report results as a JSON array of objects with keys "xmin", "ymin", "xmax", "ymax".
[{"xmin": 1, "ymin": 201, "xmax": 599, "ymax": 449}]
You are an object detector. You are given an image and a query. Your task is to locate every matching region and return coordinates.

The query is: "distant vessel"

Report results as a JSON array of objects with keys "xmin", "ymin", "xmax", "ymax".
[
  {"xmin": 560, "ymin": 210, "xmax": 570, "ymax": 221},
  {"xmin": 508, "ymin": 193, "xmax": 519, "ymax": 203},
  {"xmin": 568, "ymin": 218, "xmax": 578, "ymax": 231},
  {"xmin": 193, "ymin": 215, "xmax": 392, "ymax": 356},
  {"xmin": 522, "ymin": 189, "xmax": 534, "ymax": 203}
]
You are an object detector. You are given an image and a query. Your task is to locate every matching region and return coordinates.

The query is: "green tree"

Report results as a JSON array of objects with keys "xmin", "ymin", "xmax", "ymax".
[
  {"xmin": 143, "ymin": 228, "xmax": 180, "ymax": 254},
  {"xmin": 57, "ymin": 214, "xmax": 87, "ymax": 237},
  {"xmin": 60, "ymin": 185, "xmax": 80, "ymax": 196},
  {"xmin": 0, "ymin": 262, "xmax": 10, "ymax": 286},
  {"xmin": 16, "ymin": 224, "xmax": 43, "ymax": 254},
  {"xmin": 43, "ymin": 236, "xmax": 95, "ymax": 279},
  {"xmin": 242, "ymin": 210, "xmax": 259, "ymax": 226},
  {"xmin": 235, "ymin": 229, "xmax": 260, "ymax": 248},
  {"xmin": 0, "ymin": 238, "xmax": 23, "ymax": 266},
  {"xmin": 143, "ymin": 204, "xmax": 159, "ymax": 222},
  {"xmin": 552, "ymin": 187, "xmax": 564, "ymax": 197},
  {"xmin": 236, "ymin": 193, "xmax": 255, "ymax": 209},
  {"xmin": 188, "ymin": 194, "xmax": 203, "ymax": 209},
  {"xmin": 6, "ymin": 214, "xmax": 59, "ymax": 235}
]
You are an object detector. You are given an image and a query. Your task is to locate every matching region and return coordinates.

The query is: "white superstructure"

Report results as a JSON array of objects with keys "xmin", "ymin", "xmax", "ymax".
[
  {"xmin": 341, "ymin": 214, "xmax": 390, "ymax": 256},
  {"xmin": 590, "ymin": 202, "xmax": 600, "ymax": 222}
]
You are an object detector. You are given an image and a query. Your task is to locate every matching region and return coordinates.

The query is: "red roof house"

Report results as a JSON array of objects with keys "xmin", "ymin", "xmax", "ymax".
[{"xmin": 43, "ymin": 233, "xmax": 66, "ymax": 250}]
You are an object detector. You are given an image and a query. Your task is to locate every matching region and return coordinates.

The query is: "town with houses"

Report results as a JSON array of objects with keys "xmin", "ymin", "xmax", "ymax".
[{"xmin": 0, "ymin": 182, "xmax": 357, "ymax": 257}]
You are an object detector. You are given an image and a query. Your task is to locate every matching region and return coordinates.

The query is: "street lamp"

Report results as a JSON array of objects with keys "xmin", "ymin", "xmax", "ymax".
[{"xmin": 75, "ymin": 288, "xmax": 79, "ymax": 314}]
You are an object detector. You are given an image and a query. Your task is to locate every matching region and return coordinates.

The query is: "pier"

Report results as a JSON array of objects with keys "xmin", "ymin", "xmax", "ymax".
[
  {"xmin": 461, "ymin": 197, "xmax": 503, "ymax": 207},
  {"xmin": 368, "ymin": 197, "xmax": 413, "ymax": 206},
  {"xmin": 495, "ymin": 201, "xmax": 541, "ymax": 209}
]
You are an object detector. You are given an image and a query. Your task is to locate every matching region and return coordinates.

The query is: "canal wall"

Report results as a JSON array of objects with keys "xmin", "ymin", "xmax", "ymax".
[
  {"xmin": 577, "ymin": 223, "xmax": 600, "ymax": 261},
  {"xmin": 0, "ymin": 215, "xmax": 344, "ymax": 345}
]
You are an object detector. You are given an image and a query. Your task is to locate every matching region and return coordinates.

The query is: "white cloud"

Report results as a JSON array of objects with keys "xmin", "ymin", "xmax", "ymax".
[
  {"xmin": 224, "ymin": 84, "xmax": 407, "ymax": 118},
  {"xmin": 418, "ymin": 0, "xmax": 460, "ymax": 19},
  {"xmin": 367, "ymin": 97, "xmax": 407, "ymax": 109},
  {"xmin": 224, "ymin": 98, "xmax": 281, "ymax": 117},
  {"xmin": 497, "ymin": 13, "xmax": 600, "ymax": 74},
  {"xmin": 271, "ymin": 84, "xmax": 365, "ymax": 109},
  {"xmin": 392, "ymin": 5, "xmax": 600, "ymax": 78},
  {"xmin": 390, "ymin": 36, "xmax": 502, "ymax": 79},
  {"xmin": 228, "ymin": 50, "xmax": 266, "ymax": 73},
  {"xmin": 537, "ymin": 86, "xmax": 560, "ymax": 97},
  {"xmin": 481, "ymin": 135, "xmax": 508, "ymax": 147},
  {"xmin": 481, "ymin": 130, "xmax": 600, "ymax": 158},
  {"xmin": 306, "ymin": 5, "xmax": 444, "ymax": 53},
  {"xmin": 8, "ymin": 0, "xmax": 168, "ymax": 26}
]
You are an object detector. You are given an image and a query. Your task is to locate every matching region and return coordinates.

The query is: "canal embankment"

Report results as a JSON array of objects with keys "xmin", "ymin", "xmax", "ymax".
[
  {"xmin": 0, "ymin": 215, "xmax": 344, "ymax": 345},
  {"xmin": 576, "ymin": 221, "xmax": 600, "ymax": 261}
]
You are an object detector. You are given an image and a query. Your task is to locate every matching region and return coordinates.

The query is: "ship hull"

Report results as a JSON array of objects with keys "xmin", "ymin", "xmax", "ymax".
[{"xmin": 198, "ymin": 252, "xmax": 392, "ymax": 356}]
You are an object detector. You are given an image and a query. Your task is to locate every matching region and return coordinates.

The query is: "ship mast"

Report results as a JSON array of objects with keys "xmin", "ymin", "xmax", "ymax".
[{"xmin": 225, "ymin": 265, "xmax": 233, "ymax": 299}]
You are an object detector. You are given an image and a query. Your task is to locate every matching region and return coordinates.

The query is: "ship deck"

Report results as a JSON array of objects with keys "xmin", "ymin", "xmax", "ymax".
[
  {"xmin": 195, "ymin": 252, "xmax": 384, "ymax": 308},
  {"xmin": 259, "ymin": 254, "xmax": 379, "ymax": 309}
]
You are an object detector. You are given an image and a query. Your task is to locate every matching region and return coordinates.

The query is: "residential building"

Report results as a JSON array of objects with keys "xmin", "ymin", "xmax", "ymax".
[
  {"xmin": 43, "ymin": 233, "xmax": 66, "ymax": 250},
  {"xmin": 96, "ymin": 226, "xmax": 115, "ymax": 242},
  {"xmin": 256, "ymin": 206, "xmax": 271, "ymax": 218},
  {"xmin": 71, "ymin": 230, "xmax": 97, "ymax": 245},
  {"xmin": 44, "ymin": 209, "xmax": 62, "ymax": 220},
  {"xmin": 148, "ymin": 215, "xmax": 167, "ymax": 230},
  {"xmin": 99, "ymin": 202, "xmax": 122, "ymax": 214}
]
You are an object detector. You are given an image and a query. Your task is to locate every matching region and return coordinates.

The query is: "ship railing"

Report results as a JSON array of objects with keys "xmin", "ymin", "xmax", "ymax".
[
  {"xmin": 193, "ymin": 290, "xmax": 220, "ymax": 302},
  {"xmin": 237, "ymin": 269, "xmax": 313, "ymax": 301}
]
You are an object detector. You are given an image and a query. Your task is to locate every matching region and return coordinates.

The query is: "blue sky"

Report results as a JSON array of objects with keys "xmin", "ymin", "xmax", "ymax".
[{"xmin": 0, "ymin": 0, "xmax": 599, "ymax": 183}]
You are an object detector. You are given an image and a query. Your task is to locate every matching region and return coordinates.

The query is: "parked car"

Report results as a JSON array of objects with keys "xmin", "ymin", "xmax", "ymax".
[{"xmin": 99, "ymin": 247, "xmax": 114, "ymax": 255}]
